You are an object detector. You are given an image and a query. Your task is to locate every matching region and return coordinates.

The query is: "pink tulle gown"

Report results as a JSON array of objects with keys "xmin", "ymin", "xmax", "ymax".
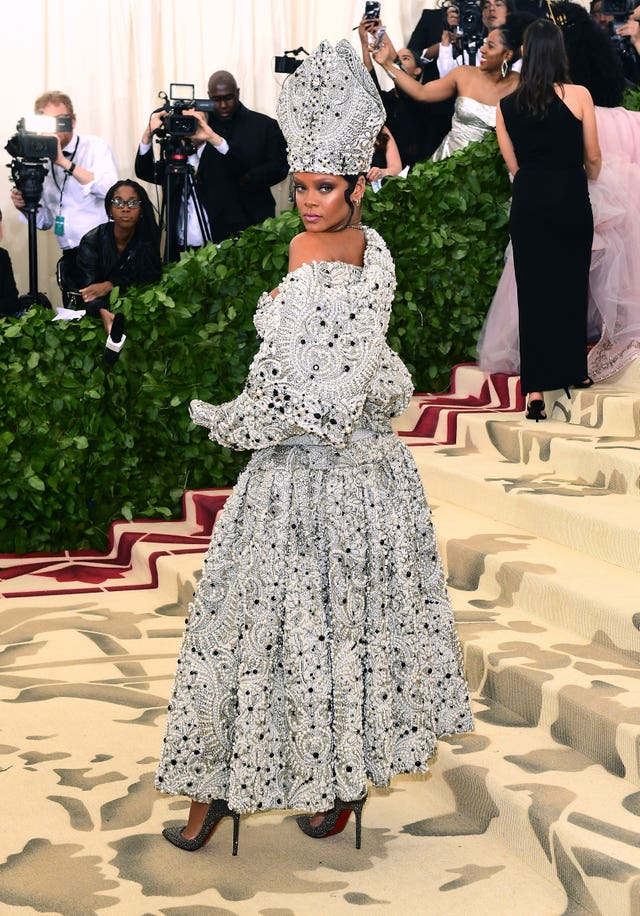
[{"xmin": 477, "ymin": 106, "xmax": 640, "ymax": 382}]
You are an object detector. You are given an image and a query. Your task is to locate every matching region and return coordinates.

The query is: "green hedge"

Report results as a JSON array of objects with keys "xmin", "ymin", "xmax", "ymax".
[{"xmin": 1, "ymin": 134, "xmax": 512, "ymax": 553}]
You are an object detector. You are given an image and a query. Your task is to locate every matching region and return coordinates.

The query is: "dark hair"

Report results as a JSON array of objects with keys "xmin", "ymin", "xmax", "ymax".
[
  {"xmin": 105, "ymin": 179, "xmax": 160, "ymax": 246},
  {"xmin": 498, "ymin": 11, "xmax": 536, "ymax": 65},
  {"xmin": 515, "ymin": 19, "xmax": 570, "ymax": 118},
  {"xmin": 551, "ymin": 1, "xmax": 624, "ymax": 107},
  {"xmin": 341, "ymin": 174, "xmax": 363, "ymax": 230}
]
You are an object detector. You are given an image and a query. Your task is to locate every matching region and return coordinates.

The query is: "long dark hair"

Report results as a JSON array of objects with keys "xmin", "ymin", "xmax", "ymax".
[
  {"xmin": 105, "ymin": 179, "xmax": 160, "ymax": 247},
  {"xmin": 515, "ymin": 19, "xmax": 571, "ymax": 118}
]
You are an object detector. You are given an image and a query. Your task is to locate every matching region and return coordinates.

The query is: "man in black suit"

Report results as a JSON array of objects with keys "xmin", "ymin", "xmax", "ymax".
[{"xmin": 135, "ymin": 71, "xmax": 288, "ymax": 259}]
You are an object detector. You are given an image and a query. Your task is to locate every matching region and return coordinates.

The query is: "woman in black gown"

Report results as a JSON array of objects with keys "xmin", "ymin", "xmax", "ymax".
[{"xmin": 495, "ymin": 19, "xmax": 601, "ymax": 420}]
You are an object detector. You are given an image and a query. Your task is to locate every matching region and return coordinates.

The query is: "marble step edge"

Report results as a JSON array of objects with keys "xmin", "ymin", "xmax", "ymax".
[
  {"xmin": 430, "ymin": 498, "xmax": 640, "ymax": 656},
  {"xmin": 414, "ymin": 449, "xmax": 640, "ymax": 574},
  {"xmin": 433, "ymin": 703, "xmax": 640, "ymax": 916}
]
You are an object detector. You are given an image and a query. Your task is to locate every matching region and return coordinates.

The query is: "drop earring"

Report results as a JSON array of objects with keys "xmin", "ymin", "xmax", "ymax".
[{"xmin": 501, "ymin": 59, "xmax": 509, "ymax": 79}]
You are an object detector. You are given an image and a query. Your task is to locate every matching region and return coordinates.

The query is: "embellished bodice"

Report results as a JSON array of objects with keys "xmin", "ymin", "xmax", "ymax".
[
  {"xmin": 431, "ymin": 96, "xmax": 496, "ymax": 162},
  {"xmin": 190, "ymin": 227, "xmax": 413, "ymax": 451}
]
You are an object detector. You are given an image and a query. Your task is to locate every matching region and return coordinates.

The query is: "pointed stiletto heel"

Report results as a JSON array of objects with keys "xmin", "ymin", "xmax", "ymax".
[
  {"xmin": 162, "ymin": 799, "xmax": 240, "ymax": 854},
  {"xmin": 525, "ymin": 399, "xmax": 546, "ymax": 422},
  {"xmin": 296, "ymin": 794, "xmax": 367, "ymax": 849},
  {"xmin": 563, "ymin": 386, "xmax": 571, "ymax": 399}
]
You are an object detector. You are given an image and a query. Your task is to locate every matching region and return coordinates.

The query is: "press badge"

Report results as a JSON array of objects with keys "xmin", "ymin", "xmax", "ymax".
[{"xmin": 54, "ymin": 215, "xmax": 65, "ymax": 236}]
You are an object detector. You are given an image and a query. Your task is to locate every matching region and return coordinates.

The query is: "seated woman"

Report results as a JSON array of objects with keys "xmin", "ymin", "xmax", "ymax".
[
  {"xmin": 372, "ymin": 18, "xmax": 527, "ymax": 161},
  {"xmin": 367, "ymin": 125, "xmax": 403, "ymax": 189},
  {"xmin": 76, "ymin": 179, "xmax": 161, "ymax": 363}
]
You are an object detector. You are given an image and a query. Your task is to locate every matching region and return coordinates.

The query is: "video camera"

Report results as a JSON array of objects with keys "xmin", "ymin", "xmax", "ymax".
[
  {"xmin": 5, "ymin": 114, "xmax": 71, "ymax": 161},
  {"xmin": 439, "ymin": 0, "xmax": 484, "ymax": 62},
  {"xmin": 155, "ymin": 84, "xmax": 214, "ymax": 138}
]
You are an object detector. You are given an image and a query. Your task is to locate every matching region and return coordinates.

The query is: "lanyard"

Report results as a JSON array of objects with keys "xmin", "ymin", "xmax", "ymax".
[{"xmin": 52, "ymin": 136, "xmax": 80, "ymax": 213}]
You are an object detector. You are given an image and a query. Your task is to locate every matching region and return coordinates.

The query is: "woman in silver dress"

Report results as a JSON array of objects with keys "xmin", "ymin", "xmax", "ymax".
[
  {"xmin": 373, "ymin": 22, "xmax": 521, "ymax": 160},
  {"xmin": 156, "ymin": 39, "xmax": 473, "ymax": 855}
]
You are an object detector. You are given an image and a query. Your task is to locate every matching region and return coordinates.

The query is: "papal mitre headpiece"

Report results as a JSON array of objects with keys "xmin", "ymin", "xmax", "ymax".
[{"xmin": 277, "ymin": 39, "xmax": 386, "ymax": 175}]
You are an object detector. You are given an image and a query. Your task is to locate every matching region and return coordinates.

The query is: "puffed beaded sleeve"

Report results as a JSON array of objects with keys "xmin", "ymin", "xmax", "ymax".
[{"xmin": 189, "ymin": 228, "xmax": 398, "ymax": 450}]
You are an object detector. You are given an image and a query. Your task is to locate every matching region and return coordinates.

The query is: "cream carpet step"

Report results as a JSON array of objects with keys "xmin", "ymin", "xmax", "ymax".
[
  {"xmin": 433, "ymin": 700, "xmax": 640, "ymax": 916},
  {"xmin": 432, "ymin": 498, "xmax": 640, "ymax": 662},
  {"xmin": 414, "ymin": 446, "xmax": 640, "ymax": 573},
  {"xmin": 426, "ymin": 408, "xmax": 640, "ymax": 498}
]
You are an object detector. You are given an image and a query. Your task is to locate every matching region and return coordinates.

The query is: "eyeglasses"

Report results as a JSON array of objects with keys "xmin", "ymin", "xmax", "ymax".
[{"xmin": 111, "ymin": 198, "xmax": 142, "ymax": 209}]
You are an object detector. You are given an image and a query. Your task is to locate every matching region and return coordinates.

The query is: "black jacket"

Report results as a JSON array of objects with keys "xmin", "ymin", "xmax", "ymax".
[
  {"xmin": 76, "ymin": 222, "xmax": 162, "ymax": 316},
  {"xmin": 0, "ymin": 248, "xmax": 19, "ymax": 316}
]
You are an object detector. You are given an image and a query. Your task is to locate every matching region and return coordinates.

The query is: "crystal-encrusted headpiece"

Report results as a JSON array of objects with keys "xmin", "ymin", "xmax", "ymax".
[{"xmin": 277, "ymin": 39, "xmax": 386, "ymax": 175}]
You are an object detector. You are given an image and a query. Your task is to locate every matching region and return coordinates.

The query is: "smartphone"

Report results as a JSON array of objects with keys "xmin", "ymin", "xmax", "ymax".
[
  {"xmin": 373, "ymin": 26, "xmax": 386, "ymax": 50},
  {"xmin": 365, "ymin": 1, "xmax": 381, "ymax": 20}
]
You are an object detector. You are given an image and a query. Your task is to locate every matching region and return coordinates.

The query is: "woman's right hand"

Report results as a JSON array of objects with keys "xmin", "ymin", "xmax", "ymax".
[
  {"xmin": 10, "ymin": 188, "xmax": 25, "ymax": 210},
  {"xmin": 358, "ymin": 15, "xmax": 379, "ymax": 44}
]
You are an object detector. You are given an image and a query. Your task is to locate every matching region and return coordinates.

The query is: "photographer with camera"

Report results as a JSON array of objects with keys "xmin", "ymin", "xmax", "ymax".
[
  {"xmin": 432, "ymin": 0, "xmax": 518, "ymax": 75},
  {"xmin": 136, "ymin": 72, "xmax": 288, "ymax": 258},
  {"xmin": 9, "ymin": 92, "xmax": 118, "ymax": 306}
]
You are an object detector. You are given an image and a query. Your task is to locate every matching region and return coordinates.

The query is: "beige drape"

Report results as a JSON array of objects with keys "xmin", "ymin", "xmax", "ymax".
[{"xmin": 2, "ymin": 0, "xmax": 429, "ymax": 303}]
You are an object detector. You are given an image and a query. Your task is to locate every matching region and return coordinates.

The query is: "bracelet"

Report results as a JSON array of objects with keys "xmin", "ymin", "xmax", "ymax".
[
  {"xmin": 67, "ymin": 161, "xmax": 76, "ymax": 175},
  {"xmin": 385, "ymin": 67, "xmax": 398, "ymax": 82}
]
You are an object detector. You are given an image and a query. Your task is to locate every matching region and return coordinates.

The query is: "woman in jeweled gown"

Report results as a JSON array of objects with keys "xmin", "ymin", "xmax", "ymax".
[{"xmin": 156, "ymin": 39, "xmax": 473, "ymax": 856}]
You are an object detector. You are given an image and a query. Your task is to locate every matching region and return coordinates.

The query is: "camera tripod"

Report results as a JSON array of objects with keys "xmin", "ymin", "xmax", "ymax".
[
  {"xmin": 8, "ymin": 158, "xmax": 53, "ymax": 312},
  {"xmin": 159, "ymin": 140, "xmax": 212, "ymax": 264}
]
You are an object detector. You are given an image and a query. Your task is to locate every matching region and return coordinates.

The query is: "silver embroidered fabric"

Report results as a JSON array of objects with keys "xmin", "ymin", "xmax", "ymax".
[
  {"xmin": 157, "ymin": 227, "xmax": 474, "ymax": 812},
  {"xmin": 277, "ymin": 39, "xmax": 385, "ymax": 174},
  {"xmin": 431, "ymin": 96, "xmax": 496, "ymax": 162}
]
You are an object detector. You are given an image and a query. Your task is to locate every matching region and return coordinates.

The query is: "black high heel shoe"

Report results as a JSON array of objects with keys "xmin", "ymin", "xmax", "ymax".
[
  {"xmin": 162, "ymin": 799, "xmax": 240, "ymax": 854},
  {"xmin": 296, "ymin": 794, "xmax": 367, "ymax": 849},
  {"xmin": 573, "ymin": 376, "xmax": 594, "ymax": 389},
  {"xmin": 525, "ymin": 399, "xmax": 546, "ymax": 422}
]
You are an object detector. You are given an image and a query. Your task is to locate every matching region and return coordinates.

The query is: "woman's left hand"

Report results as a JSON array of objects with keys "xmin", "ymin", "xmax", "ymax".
[
  {"xmin": 372, "ymin": 33, "xmax": 395, "ymax": 67},
  {"xmin": 79, "ymin": 282, "xmax": 113, "ymax": 303}
]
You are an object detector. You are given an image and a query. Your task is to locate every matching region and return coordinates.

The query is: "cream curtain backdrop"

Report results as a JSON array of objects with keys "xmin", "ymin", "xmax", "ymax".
[{"xmin": 2, "ymin": 0, "xmax": 429, "ymax": 306}]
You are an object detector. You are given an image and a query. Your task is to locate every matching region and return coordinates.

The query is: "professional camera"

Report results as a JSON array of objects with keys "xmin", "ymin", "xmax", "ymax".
[
  {"xmin": 439, "ymin": 0, "xmax": 484, "ymax": 62},
  {"xmin": 5, "ymin": 114, "xmax": 69, "ymax": 162},
  {"xmin": 4, "ymin": 115, "xmax": 68, "ymax": 208},
  {"xmin": 156, "ymin": 84, "xmax": 214, "ymax": 138}
]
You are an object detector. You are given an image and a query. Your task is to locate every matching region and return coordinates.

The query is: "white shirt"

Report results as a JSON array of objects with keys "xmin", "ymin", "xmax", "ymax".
[
  {"xmin": 35, "ymin": 133, "xmax": 118, "ymax": 249},
  {"xmin": 138, "ymin": 137, "xmax": 229, "ymax": 247}
]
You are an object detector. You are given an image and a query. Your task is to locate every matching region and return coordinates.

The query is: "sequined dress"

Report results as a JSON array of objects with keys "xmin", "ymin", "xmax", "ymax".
[
  {"xmin": 431, "ymin": 96, "xmax": 496, "ymax": 162},
  {"xmin": 156, "ymin": 227, "xmax": 473, "ymax": 814}
]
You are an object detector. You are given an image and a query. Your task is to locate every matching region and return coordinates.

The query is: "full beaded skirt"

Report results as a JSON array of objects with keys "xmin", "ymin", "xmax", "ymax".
[{"xmin": 156, "ymin": 431, "xmax": 473, "ymax": 813}]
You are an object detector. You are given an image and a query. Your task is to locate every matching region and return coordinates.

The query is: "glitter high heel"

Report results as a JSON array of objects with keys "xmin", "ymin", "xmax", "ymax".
[
  {"xmin": 296, "ymin": 794, "xmax": 367, "ymax": 849},
  {"xmin": 162, "ymin": 799, "xmax": 240, "ymax": 854}
]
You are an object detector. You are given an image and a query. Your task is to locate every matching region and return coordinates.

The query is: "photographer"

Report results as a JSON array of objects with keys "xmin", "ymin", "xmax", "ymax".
[
  {"xmin": 136, "ymin": 71, "xmax": 288, "ymax": 255},
  {"xmin": 10, "ymin": 91, "xmax": 118, "ymax": 305},
  {"xmin": 436, "ymin": 0, "xmax": 517, "ymax": 75}
]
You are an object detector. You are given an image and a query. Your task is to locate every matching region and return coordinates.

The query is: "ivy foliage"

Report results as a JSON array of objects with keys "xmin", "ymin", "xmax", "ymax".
[{"xmin": 1, "ymin": 135, "xmax": 511, "ymax": 553}]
